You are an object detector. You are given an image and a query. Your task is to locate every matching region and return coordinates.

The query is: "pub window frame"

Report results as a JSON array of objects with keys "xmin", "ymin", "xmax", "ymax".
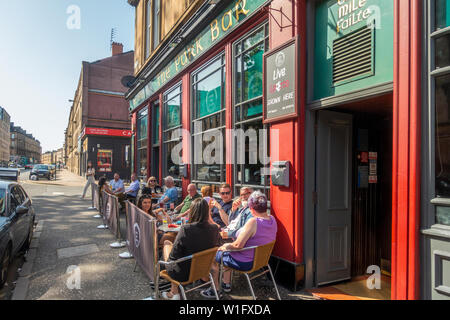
[
  {"xmin": 232, "ymin": 22, "xmax": 270, "ymax": 198},
  {"xmin": 151, "ymin": 100, "xmax": 160, "ymax": 182},
  {"xmin": 190, "ymin": 53, "xmax": 227, "ymax": 194},
  {"xmin": 136, "ymin": 107, "xmax": 149, "ymax": 181},
  {"xmin": 426, "ymin": 0, "xmax": 450, "ymax": 227},
  {"xmin": 162, "ymin": 82, "xmax": 183, "ymax": 187}
]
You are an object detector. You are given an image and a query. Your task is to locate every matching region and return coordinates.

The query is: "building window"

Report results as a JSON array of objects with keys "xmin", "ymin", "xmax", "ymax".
[
  {"xmin": 233, "ymin": 22, "xmax": 270, "ymax": 197},
  {"xmin": 153, "ymin": 0, "xmax": 161, "ymax": 51},
  {"xmin": 145, "ymin": 0, "xmax": 152, "ymax": 59},
  {"xmin": 151, "ymin": 101, "xmax": 160, "ymax": 181},
  {"xmin": 163, "ymin": 83, "xmax": 182, "ymax": 186},
  {"xmin": 137, "ymin": 107, "xmax": 148, "ymax": 181},
  {"xmin": 429, "ymin": 0, "xmax": 450, "ymax": 225},
  {"xmin": 436, "ymin": 0, "xmax": 450, "ymax": 29},
  {"xmin": 191, "ymin": 54, "xmax": 226, "ymax": 193}
]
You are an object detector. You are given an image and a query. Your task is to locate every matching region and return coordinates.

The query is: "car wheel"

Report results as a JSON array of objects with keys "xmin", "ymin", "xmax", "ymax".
[{"xmin": 0, "ymin": 245, "xmax": 11, "ymax": 289}]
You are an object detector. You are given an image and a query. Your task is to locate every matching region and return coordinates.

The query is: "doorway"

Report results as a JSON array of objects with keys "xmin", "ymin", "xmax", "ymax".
[{"xmin": 314, "ymin": 95, "xmax": 393, "ymax": 299}]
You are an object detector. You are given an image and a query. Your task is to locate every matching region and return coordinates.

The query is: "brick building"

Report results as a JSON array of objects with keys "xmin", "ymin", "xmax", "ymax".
[
  {"xmin": 65, "ymin": 44, "xmax": 134, "ymax": 180},
  {"xmin": 0, "ymin": 106, "xmax": 10, "ymax": 167},
  {"xmin": 10, "ymin": 122, "xmax": 41, "ymax": 165}
]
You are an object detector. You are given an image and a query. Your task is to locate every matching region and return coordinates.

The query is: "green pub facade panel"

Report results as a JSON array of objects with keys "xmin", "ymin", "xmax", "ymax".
[{"xmin": 313, "ymin": 0, "xmax": 394, "ymax": 101}]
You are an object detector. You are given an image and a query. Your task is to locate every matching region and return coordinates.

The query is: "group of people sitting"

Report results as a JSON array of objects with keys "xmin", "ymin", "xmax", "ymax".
[
  {"xmin": 96, "ymin": 173, "xmax": 277, "ymax": 300},
  {"xmin": 140, "ymin": 178, "xmax": 277, "ymax": 300}
]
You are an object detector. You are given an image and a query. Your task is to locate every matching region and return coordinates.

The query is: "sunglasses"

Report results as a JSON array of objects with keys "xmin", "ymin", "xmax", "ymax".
[
  {"xmin": 220, "ymin": 191, "xmax": 231, "ymax": 195},
  {"xmin": 149, "ymin": 180, "xmax": 156, "ymax": 182}
]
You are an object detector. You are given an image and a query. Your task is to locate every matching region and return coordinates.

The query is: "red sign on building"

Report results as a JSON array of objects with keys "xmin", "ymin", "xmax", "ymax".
[{"xmin": 83, "ymin": 127, "xmax": 132, "ymax": 138}]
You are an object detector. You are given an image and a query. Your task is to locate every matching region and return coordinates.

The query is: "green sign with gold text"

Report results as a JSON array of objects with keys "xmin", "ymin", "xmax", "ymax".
[{"xmin": 130, "ymin": 0, "xmax": 268, "ymax": 111}]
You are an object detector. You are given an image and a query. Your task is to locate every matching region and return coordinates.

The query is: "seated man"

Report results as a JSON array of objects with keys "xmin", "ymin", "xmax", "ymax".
[
  {"xmin": 221, "ymin": 187, "xmax": 254, "ymax": 240},
  {"xmin": 153, "ymin": 176, "xmax": 178, "ymax": 210},
  {"xmin": 210, "ymin": 183, "xmax": 234, "ymax": 228},
  {"xmin": 201, "ymin": 191, "xmax": 277, "ymax": 298},
  {"xmin": 122, "ymin": 173, "xmax": 140, "ymax": 203},
  {"xmin": 109, "ymin": 173, "xmax": 125, "ymax": 195},
  {"xmin": 173, "ymin": 184, "xmax": 201, "ymax": 220}
]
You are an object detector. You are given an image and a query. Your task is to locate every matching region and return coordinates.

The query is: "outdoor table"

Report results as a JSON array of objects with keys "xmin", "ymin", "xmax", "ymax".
[{"xmin": 158, "ymin": 223, "xmax": 181, "ymax": 233}]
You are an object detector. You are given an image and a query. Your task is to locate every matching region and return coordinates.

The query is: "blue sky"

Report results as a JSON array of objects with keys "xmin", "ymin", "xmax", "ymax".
[{"xmin": 0, "ymin": 1, "xmax": 135, "ymax": 153}]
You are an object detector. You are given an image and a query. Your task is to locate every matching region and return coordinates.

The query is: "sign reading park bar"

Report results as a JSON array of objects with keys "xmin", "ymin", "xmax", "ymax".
[
  {"xmin": 130, "ymin": 0, "xmax": 268, "ymax": 111},
  {"xmin": 263, "ymin": 36, "xmax": 299, "ymax": 124}
]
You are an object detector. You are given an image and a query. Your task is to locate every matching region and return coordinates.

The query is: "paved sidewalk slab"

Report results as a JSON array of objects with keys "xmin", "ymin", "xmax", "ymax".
[{"xmin": 57, "ymin": 244, "xmax": 100, "ymax": 259}]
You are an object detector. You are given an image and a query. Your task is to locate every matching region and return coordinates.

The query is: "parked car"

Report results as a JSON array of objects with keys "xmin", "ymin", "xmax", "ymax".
[
  {"xmin": 0, "ymin": 168, "xmax": 20, "ymax": 182},
  {"xmin": 29, "ymin": 164, "xmax": 51, "ymax": 180},
  {"xmin": 0, "ymin": 181, "xmax": 35, "ymax": 287}
]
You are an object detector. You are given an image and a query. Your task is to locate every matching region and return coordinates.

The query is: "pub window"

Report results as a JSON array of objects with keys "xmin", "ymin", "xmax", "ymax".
[
  {"xmin": 163, "ymin": 83, "xmax": 182, "ymax": 186},
  {"xmin": 151, "ymin": 101, "xmax": 160, "ymax": 182},
  {"xmin": 436, "ymin": 0, "xmax": 450, "ymax": 29},
  {"xmin": 191, "ymin": 54, "xmax": 226, "ymax": 193},
  {"xmin": 233, "ymin": 22, "xmax": 270, "ymax": 197},
  {"xmin": 137, "ymin": 107, "xmax": 148, "ymax": 181},
  {"xmin": 430, "ymin": 0, "xmax": 450, "ymax": 226}
]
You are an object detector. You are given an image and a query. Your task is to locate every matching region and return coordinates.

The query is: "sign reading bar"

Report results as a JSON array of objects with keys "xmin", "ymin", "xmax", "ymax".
[
  {"xmin": 129, "ymin": 0, "xmax": 269, "ymax": 112},
  {"xmin": 263, "ymin": 36, "xmax": 299, "ymax": 124}
]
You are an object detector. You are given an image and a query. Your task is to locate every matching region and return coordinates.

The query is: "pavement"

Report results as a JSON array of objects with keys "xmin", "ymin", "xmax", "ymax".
[{"xmin": 2, "ymin": 169, "xmax": 316, "ymax": 300}]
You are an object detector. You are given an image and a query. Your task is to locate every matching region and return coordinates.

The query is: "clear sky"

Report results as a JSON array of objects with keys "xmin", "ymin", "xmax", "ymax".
[{"xmin": 0, "ymin": 0, "xmax": 135, "ymax": 153}]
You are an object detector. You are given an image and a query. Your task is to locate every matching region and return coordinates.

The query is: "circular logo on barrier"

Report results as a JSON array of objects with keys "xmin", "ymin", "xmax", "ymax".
[
  {"xmin": 134, "ymin": 223, "xmax": 141, "ymax": 248},
  {"xmin": 105, "ymin": 203, "xmax": 111, "ymax": 219},
  {"xmin": 275, "ymin": 51, "xmax": 286, "ymax": 68}
]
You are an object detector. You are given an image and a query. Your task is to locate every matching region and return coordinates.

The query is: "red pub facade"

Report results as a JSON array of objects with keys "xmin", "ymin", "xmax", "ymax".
[{"xmin": 126, "ymin": 0, "xmax": 450, "ymax": 299}]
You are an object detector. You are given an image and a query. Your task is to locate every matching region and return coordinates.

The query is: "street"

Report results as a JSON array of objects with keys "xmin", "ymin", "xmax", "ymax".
[{"xmin": 1, "ymin": 169, "xmax": 315, "ymax": 300}]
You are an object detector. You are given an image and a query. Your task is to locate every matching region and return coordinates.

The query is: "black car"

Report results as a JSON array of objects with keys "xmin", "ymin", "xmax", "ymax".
[
  {"xmin": 0, "ymin": 181, "xmax": 35, "ymax": 287},
  {"xmin": 29, "ymin": 164, "xmax": 51, "ymax": 180}
]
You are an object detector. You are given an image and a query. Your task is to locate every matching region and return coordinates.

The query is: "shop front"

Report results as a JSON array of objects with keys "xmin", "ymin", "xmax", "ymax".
[
  {"xmin": 126, "ymin": 0, "xmax": 446, "ymax": 299},
  {"xmin": 80, "ymin": 127, "xmax": 132, "ymax": 181}
]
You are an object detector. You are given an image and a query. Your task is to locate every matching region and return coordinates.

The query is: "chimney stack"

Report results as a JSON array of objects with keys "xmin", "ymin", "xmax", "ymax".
[{"xmin": 112, "ymin": 42, "xmax": 123, "ymax": 56}]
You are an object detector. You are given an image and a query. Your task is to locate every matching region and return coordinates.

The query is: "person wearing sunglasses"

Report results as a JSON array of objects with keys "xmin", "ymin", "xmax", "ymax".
[
  {"xmin": 221, "ymin": 187, "xmax": 254, "ymax": 241},
  {"xmin": 143, "ymin": 176, "xmax": 163, "ymax": 204},
  {"xmin": 210, "ymin": 183, "xmax": 233, "ymax": 228}
]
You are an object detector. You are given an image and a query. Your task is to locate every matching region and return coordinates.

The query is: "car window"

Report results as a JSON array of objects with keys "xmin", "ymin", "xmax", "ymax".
[
  {"xmin": 9, "ymin": 187, "xmax": 22, "ymax": 215},
  {"xmin": 15, "ymin": 186, "xmax": 27, "ymax": 203},
  {"xmin": 0, "ymin": 189, "xmax": 5, "ymax": 216}
]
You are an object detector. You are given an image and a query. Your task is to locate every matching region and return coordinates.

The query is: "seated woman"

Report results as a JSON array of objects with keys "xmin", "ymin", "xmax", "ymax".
[
  {"xmin": 137, "ymin": 194, "xmax": 168, "ymax": 223},
  {"xmin": 200, "ymin": 185, "xmax": 213, "ymax": 204},
  {"xmin": 161, "ymin": 198, "xmax": 221, "ymax": 300},
  {"xmin": 137, "ymin": 194, "xmax": 171, "ymax": 245},
  {"xmin": 200, "ymin": 191, "xmax": 277, "ymax": 298},
  {"xmin": 142, "ymin": 176, "xmax": 163, "ymax": 204}
]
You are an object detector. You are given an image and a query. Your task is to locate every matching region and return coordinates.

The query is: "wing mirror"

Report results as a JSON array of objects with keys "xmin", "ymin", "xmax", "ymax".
[{"xmin": 16, "ymin": 205, "xmax": 29, "ymax": 215}]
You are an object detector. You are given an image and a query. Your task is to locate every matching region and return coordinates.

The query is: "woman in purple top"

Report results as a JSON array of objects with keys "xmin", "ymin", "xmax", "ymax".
[{"xmin": 201, "ymin": 191, "xmax": 277, "ymax": 298}]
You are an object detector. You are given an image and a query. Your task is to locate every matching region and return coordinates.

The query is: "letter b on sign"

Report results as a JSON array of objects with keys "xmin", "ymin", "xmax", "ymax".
[{"xmin": 366, "ymin": 265, "xmax": 381, "ymax": 290}]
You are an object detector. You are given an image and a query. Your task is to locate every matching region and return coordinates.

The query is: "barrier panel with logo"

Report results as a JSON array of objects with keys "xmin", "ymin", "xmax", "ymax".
[
  {"xmin": 126, "ymin": 201, "xmax": 158, "ymax": 283},
  {"xmin": 101, "ymin": 191, "xmax": 122, "ymax": 239}
]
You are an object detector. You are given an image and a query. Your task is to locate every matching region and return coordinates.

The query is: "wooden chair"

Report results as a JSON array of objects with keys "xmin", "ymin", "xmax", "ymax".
[
  {"xmin": 219, "ymin": 241, "xmax": 281, "ymax": 300},
  {"xmin": 158, "ymin": 247, "xmax": 220, "ymax": 300}
]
